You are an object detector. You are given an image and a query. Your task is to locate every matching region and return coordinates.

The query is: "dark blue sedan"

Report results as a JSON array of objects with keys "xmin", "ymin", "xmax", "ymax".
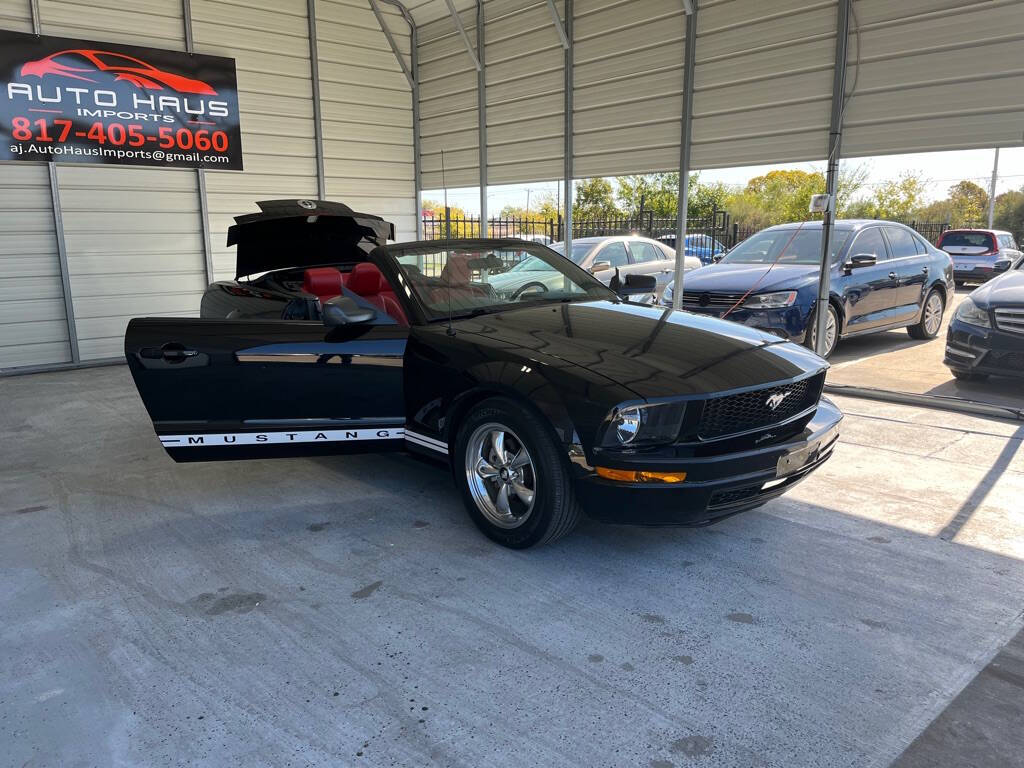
[{"xmin": 661, "ymin": 220, "xmax": 954, "ymax": 357}]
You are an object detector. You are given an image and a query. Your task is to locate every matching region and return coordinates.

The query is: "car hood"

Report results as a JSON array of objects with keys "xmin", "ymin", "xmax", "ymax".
[
  {"xmin": 452, "ymin": 300, "xmax": 827, "ymax": 400},
  {"xmin": 969, "ymin": 269, "xmax": 1024, "ymax": 308},
  {"xmin": 676, "ymin": 262, "xmax": 822, "ymax": 293}
]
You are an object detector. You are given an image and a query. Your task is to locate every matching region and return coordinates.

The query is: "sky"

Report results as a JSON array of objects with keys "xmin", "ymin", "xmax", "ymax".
[{"xmin": 423, "ymin": 147, "xmax": 1024, "ymax": 216}]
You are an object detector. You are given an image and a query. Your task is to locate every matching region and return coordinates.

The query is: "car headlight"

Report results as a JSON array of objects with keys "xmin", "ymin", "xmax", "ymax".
[
  {"xmin": 954, "ymin": 298, "xmax": 991, "ymax": 328},
  {"xmin": 602, "ymin": 401, "xmax": 687, "ymax": 447},
  {"xmin": 743, "ymin": 290, "xmax": 798, "ymax": 309}
]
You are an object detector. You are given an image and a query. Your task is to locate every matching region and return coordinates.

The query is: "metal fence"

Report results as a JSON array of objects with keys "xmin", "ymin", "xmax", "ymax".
[{"xmin": 421, "ymin": 211, "xmax": 951, "ymax": 248}]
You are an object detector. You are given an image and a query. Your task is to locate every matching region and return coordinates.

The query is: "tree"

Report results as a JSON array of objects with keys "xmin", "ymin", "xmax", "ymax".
[
  {"xmin": 994, "ymin": 187, "xmax": 1024, "ymax": 238},
  {"xmin": 845, "ymin": 171, "xmax": 927, "ymax": 220},
  {"xmin": 615, "ymin": 172, "xmax": 691, "ymax": 218},
  {"xmin": 729, "ymin": 169, "xmax": 825, "ymax": 225},
  {"xmin": 420, "ymin": 199, "xmax": 477, "ymax": 237},
  {"xmin": 573, "ymin": 177, "xmax": 619, "ymax": 219},
  {"xmin": 689, "ymin": 180, "xmax": 735, "ymax": 219},
  {"xmin": 947, "ymin": 180, "xmax": 989, "ymax": 226}
]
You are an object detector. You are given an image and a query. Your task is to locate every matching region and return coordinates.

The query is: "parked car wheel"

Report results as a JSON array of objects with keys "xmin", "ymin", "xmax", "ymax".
[
  {"xmin": 455, "ymin": 397, "xmax": 581, "ymax": 548},
  {"xmin": 806, "ymin": 304, "xmax": 839, "ymax": 359},
  {"xmin": 951, "ymin": 369, "xmax": 988, "ymax": 382},
  {"xmin": 907, "ymin": 289, "xmax": 945, "ymax": 340}
]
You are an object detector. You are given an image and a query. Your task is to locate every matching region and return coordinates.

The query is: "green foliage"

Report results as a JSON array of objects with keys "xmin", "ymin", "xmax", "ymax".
[
  {"xmin": 615, "ymin": 172, "xmax": 690, "ymax": 217},
  {"xmin": 947, "ymin": 180, "xmax": 989, "ymax": 227},
  {"xmin": 845, "ymin": 171, "xmax": 927, "ymax": 220},
  {"xmin": 689, "ymin": 179, "xmax": 734, "ymax": 219},
  {"xmin": 994, "ymin": 188, "xmax": 1024, "ymax": 237},
  {"xmin": 573, "ymin": 177, "xmax": 620, "ymax": 219}
]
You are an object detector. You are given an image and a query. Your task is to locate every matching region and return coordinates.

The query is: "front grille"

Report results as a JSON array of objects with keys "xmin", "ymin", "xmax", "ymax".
[
  {"xmin": 681, "ymin": 291, "xmax": 745, "ymax": 310},
  {"xmin": 986, "ymin": 351, "xmax": 1024, "ymax": 371},
  {"xmin": 708, "ymin": 485, "xmax": 761, "ymax": 509},
  {"xmin": 994, "ymin": 308, "xmax": 1024, "ymax": 335},
  {"xmin": 697, "ymin": 374, "xmax": 824, "ymax": 440}
]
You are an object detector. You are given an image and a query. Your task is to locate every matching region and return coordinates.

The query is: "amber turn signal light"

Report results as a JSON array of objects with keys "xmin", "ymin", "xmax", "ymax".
[{"xmin": 595, "ymin": 467, "xmax": 687, "ymax": 483}]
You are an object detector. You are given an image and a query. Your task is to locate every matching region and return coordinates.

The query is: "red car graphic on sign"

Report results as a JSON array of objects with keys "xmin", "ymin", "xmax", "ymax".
[{"xmin": 20, "ymin": 49, "xmax": 217, "ymax": 95}]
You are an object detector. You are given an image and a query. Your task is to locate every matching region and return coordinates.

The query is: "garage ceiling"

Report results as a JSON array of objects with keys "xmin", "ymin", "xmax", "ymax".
[{"xmin": 408, "ymin": 0, "xmax": 1024, "ymax": 188}]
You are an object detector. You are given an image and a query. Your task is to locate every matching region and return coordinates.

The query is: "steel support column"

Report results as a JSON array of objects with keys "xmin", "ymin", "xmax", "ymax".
[
  {"xmin": 812, "ymin": 0, "xmax": 851, "ymax": 355},
  {"xmin": 477, "ymin": 0, "xmax": 487, "ymax": 236},
  {"xmin": 375, "ymin": 0, "xmax": 420, "ymax": 240},
  {"xmin": 671, "ymin": 1, "xmax": 696, "ymax": 311},
  {"xmin": 30, "ymin": 0, "xmax": 80, "ymax": 363},
  {"xmin": 182, "ymin": 0, "xmax": 215, "ymax": 285},
  {"xmin": 307, "ymin": 0, "xmax": 327, "ymax": 199},
  {"xmin": 545, "ymin": 0, "xmax": 570, "ymax": 49},
  {"xmin": 563, "ymin": 0, "xmax": 573, "ymax": 251}
]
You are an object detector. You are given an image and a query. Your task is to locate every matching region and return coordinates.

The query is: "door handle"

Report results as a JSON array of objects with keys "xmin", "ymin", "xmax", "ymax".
[
  {"xmin": 139, "ymin": 342, "xmax": 199, "ymax": 363},
  {"xmin": 922, "ymin": 265, "xmax": 929, "ymax": 274}
]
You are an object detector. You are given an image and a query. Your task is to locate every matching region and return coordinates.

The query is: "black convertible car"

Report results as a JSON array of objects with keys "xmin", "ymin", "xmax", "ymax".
[{"xmin": 125, "ymin": 200, "xmax": 842, "ymax": 548}]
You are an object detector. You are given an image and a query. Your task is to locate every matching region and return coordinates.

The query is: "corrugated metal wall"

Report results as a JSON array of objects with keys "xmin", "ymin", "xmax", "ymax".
[
  {"xmin": 842, "ymin": 0, "xmax": 1024, "ymax": 157},
  {"xmin": 573, "ymin": 0, "xmax": 685, "ymax": 178},
  {"xmin": 0, "ymin": 5, "xmax": 68, "ymax": 368},
  {"xmin": 0, "ymin": 0, "xmax": 418, "ymax": 372},
  {"xmin": 691, "ymin": 0, "xmax": 836, "ymax": 169},
  {"xmin": 318, "ymin": 0, "xmax": 417, "ymax": 239},
  {"xmin": 485, "ymin": 0, "xmax": 564, "ymax": 184},
  {"xmin": 193, "ymin": 0, "xmax": 319, "ymax": 281},
  {"xmin": 417, "ymin": 4, "xmax": 480, "ymax": 189}
]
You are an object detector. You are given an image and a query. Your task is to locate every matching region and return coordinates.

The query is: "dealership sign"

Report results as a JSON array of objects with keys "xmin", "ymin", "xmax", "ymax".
[{"xmin": 0, "ymin": 30, "xmax": 242, "ymax": 170}]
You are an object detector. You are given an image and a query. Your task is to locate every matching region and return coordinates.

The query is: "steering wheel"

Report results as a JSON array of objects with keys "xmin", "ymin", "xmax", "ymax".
[{"xmin": 510, "ymin": 281, "xmax": 549, "ymax": 300}]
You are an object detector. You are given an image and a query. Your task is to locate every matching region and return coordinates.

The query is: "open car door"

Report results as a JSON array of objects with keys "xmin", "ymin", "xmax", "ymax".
[{"xmin": 125, "ymin": 316, "xmax": 407, "ymax": 462}]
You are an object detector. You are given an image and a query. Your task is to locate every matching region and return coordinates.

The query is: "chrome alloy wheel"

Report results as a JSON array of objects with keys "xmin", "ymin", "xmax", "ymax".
[
  {"xmin": 464, "ymin": 422, "xmax": 537, "ymax": 529},
  {"xmin": 923, "ymin": 292, "xmax": 944, "ymax": 335},
  {"xmin": 809, "ymin": 306, "xmax": 838, "ymax": 357}
]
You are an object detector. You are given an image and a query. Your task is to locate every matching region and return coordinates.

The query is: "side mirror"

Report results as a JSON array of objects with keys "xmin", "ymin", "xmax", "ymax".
[
  {"xmin": 610, "ymin": 270, "xmax": 657, "ymax": 296},
  {"xmin": 322, "ymin": 295, "xmax": 376, "ymax": 326},
  {"xmin": 590, "ymin": 260, "xmax": 612, "ymax": 274},
  {"xmin": 844, "ymin": 253, "xmax": 877, "ymax": 272},
  {"xmin": 712, "ymin": 253, "xmax": 724, "ymax": 263}
]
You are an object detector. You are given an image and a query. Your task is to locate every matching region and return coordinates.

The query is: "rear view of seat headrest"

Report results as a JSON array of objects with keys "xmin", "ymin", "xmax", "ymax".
[
  {"xmin": 302, "ymin": 267, "xmax": 344, "ymax": 301},
  {"xmin": 348, "ymin": 262, "xmax": 386, "ymax": 296}
]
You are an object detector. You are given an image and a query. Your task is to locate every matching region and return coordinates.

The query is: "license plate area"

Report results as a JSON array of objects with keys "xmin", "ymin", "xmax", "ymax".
[{"xmin": 775, "ymin": 426, "xmax": 838, "ymax": 478}]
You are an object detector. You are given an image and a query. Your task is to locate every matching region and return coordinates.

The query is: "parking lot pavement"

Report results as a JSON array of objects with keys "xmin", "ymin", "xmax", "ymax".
[
  {"xmin": 827, "ymin": 288, "xmax": 1022, "ymax": 411},
  {"xmin": 2, "ymin": 366, "xmax": 1023, "ymax": 768}
]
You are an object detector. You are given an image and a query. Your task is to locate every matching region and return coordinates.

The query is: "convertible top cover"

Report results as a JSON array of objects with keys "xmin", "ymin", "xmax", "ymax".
[{"xmin": 227, "ymin": 199, "xmax": 396, "ymax": 279}]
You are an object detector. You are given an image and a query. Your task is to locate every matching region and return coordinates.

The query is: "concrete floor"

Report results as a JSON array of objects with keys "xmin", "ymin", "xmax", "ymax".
[
  {"xmin": 2, "ymin": 366, "xmax": 1023, "ymax": 768},
  {"xmin": 827, "ymin": 287, "xmax": 1023, "ymax": 411}
]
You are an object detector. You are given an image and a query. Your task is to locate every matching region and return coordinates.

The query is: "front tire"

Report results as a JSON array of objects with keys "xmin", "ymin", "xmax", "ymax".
[
  {"xmin": 951, "ymin": 369, "xmax": 988, "ymax": 382},
  {"xmin": 454, "ymin": 397, "xmax": 581, "ymax": 548},
  {"xmin": 806, "ymin": 303, "xmax": 839, "ymax": 359},
  {"xmin": 908, "ymin": 288, "xmax": 944, "ymax": 339}
]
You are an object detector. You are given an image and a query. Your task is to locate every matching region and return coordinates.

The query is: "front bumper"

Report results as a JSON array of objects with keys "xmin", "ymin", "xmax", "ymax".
[
  {"xmin": 945, "ymin": 317, "xmax": 1024, "ymax": 378},
  {"xmin": 573, "ymin": 397, "xmax": 842, "ymax": 525},
  {"xmin": 659, "ymin": 300, "xmax": 812, "ymax": 343}
]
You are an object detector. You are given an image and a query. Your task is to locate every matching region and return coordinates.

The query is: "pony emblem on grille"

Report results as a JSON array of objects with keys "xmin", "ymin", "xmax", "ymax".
[{"xmin": 765, "ymin": 391, "xmax": 791, "ymax": 411}]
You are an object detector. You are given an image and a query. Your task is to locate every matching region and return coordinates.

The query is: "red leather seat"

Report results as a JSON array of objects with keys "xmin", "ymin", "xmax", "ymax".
[
  {"xmin": 302, "ymin": 267, "xmax": 344, "ymax": 304},
  {"xmin": 348, "ymin": 262, "xmax": 408, "ymax": 326}
]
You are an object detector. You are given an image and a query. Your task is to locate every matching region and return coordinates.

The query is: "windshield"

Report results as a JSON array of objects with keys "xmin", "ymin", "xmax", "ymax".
[
  {"xmin": 720, "ymin": 227, "xmax": 852, "ymax": 266},
  {"xmin": 939, "ymin": 232, "xmax": 995, "ymax": 249},
  {"xmin": 549, "ymin": 241, "xmax": 596, "ymax": 265},
  {"xmin": 388, "ymin": 243, "xmax": 615, "ymax": 321}
]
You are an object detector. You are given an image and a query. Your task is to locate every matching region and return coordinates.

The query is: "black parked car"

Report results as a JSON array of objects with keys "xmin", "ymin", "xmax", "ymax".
[
  {"xmin": 945, "ymin": 256, "xmax": 1024, "ymax": 381},
  {"xmin": 125, "ymin": 200, "xmax": 841, "ymax": 548}
]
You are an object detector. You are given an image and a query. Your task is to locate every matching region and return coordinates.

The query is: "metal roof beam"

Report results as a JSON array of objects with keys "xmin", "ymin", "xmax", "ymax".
[
  {"xmin": 444, "ymin": 0, "xmax": 481, "ymax": 71},
  {"xmin": 546, "ymin": 0, "xmax": 570, "ymax": 49},
  {"xmin": 370, "ymin": 0, "xmax": 416, "ymax": 90}
]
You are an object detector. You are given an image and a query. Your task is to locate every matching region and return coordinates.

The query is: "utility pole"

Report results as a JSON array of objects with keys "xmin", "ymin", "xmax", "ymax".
[{"xmin": 988, "ymin": 147, "xmax": 999, "ymax": 229}]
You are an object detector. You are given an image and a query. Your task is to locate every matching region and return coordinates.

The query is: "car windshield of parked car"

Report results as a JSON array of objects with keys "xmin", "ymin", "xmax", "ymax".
[
  {"xmin": 719, "ymin": 228, "xmax": 852, "ymax": 266},
  {"xmin": 549, "ymin": 241, "xmax": 596, "ymax": 265},
  {"xmin": 389, "ymin": 244, "xmax": 615, "ymax": 321}
]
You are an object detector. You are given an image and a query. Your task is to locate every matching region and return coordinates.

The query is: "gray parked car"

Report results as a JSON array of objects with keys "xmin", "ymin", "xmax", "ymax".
[{"xmin": 548, "ymin": 235, "xmax": 700, "ymax": 302}]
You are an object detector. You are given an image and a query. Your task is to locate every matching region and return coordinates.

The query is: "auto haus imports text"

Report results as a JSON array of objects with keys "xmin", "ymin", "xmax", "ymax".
[{"xmin": 6, "ymin": 82, "xmax": 230, "ymax": 122}]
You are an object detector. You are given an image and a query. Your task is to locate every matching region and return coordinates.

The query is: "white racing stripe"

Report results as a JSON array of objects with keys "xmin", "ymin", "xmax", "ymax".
[
  {"xmin": 404, "ymin": 430, "xmax": 449, "ymax": 455},
  {"xmin": 160, "ymin": 427, "xmax": 404, "ymax": 447}
]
